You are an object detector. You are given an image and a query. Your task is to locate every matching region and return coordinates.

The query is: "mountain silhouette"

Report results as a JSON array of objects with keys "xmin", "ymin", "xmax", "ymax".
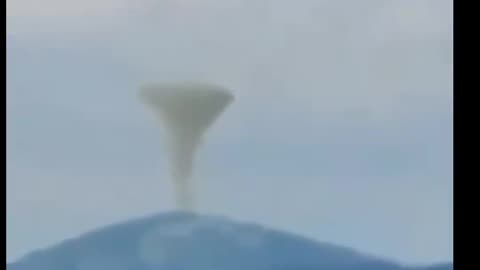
[{"xmin": 8, "ymin": 212, "xmax": 452, "ymax": 270}]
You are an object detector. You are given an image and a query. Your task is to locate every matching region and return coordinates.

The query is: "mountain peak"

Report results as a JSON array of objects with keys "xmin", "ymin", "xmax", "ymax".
[{"xmin": 8, "ymin": 212, "xmax": 452, "ymax": 270}]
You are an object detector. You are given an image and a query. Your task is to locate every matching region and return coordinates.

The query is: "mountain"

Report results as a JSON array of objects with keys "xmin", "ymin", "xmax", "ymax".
[{"xmin": 8, "ymin": 212, "xmax": 452, "ymax": 270}]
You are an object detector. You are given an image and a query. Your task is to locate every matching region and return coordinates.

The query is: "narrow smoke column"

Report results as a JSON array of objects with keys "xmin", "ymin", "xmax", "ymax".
[{"xmin": 139, "ymin": 82, "xmax": 234, "ymax": 212}]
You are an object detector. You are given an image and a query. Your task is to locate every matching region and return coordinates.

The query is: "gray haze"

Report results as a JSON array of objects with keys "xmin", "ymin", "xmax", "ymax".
[{"xmin": 7, "ymin": 0, "xmax": 452, "ymax": 264}]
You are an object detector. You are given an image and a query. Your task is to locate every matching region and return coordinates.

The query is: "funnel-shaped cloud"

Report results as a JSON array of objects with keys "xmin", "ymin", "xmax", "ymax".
[{"xmin": 140, "ymin": 82, "xmax": 234, "ymax": 211}]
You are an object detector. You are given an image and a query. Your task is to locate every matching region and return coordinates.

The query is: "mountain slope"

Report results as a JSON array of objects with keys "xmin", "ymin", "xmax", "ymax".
[{"xmin": 8, "ymin": 212, "xmax": 452, "ymax": 270}]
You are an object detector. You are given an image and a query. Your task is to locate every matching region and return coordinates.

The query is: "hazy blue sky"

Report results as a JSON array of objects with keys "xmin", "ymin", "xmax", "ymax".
[{"xmin": 7, "ymin": 0, "xmax": 452, "ymax": 265}]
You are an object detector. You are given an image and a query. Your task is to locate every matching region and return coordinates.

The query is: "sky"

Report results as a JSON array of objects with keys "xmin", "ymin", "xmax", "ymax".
[{"xmin": 6, "ymin": 0, "xmax": 453, "ymax": 265}]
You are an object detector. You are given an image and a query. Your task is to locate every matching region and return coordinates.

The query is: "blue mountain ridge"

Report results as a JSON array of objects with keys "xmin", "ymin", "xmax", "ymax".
[{"xmin": 8, "ymin": 212, "xmax": 452, "ymax": 270}]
